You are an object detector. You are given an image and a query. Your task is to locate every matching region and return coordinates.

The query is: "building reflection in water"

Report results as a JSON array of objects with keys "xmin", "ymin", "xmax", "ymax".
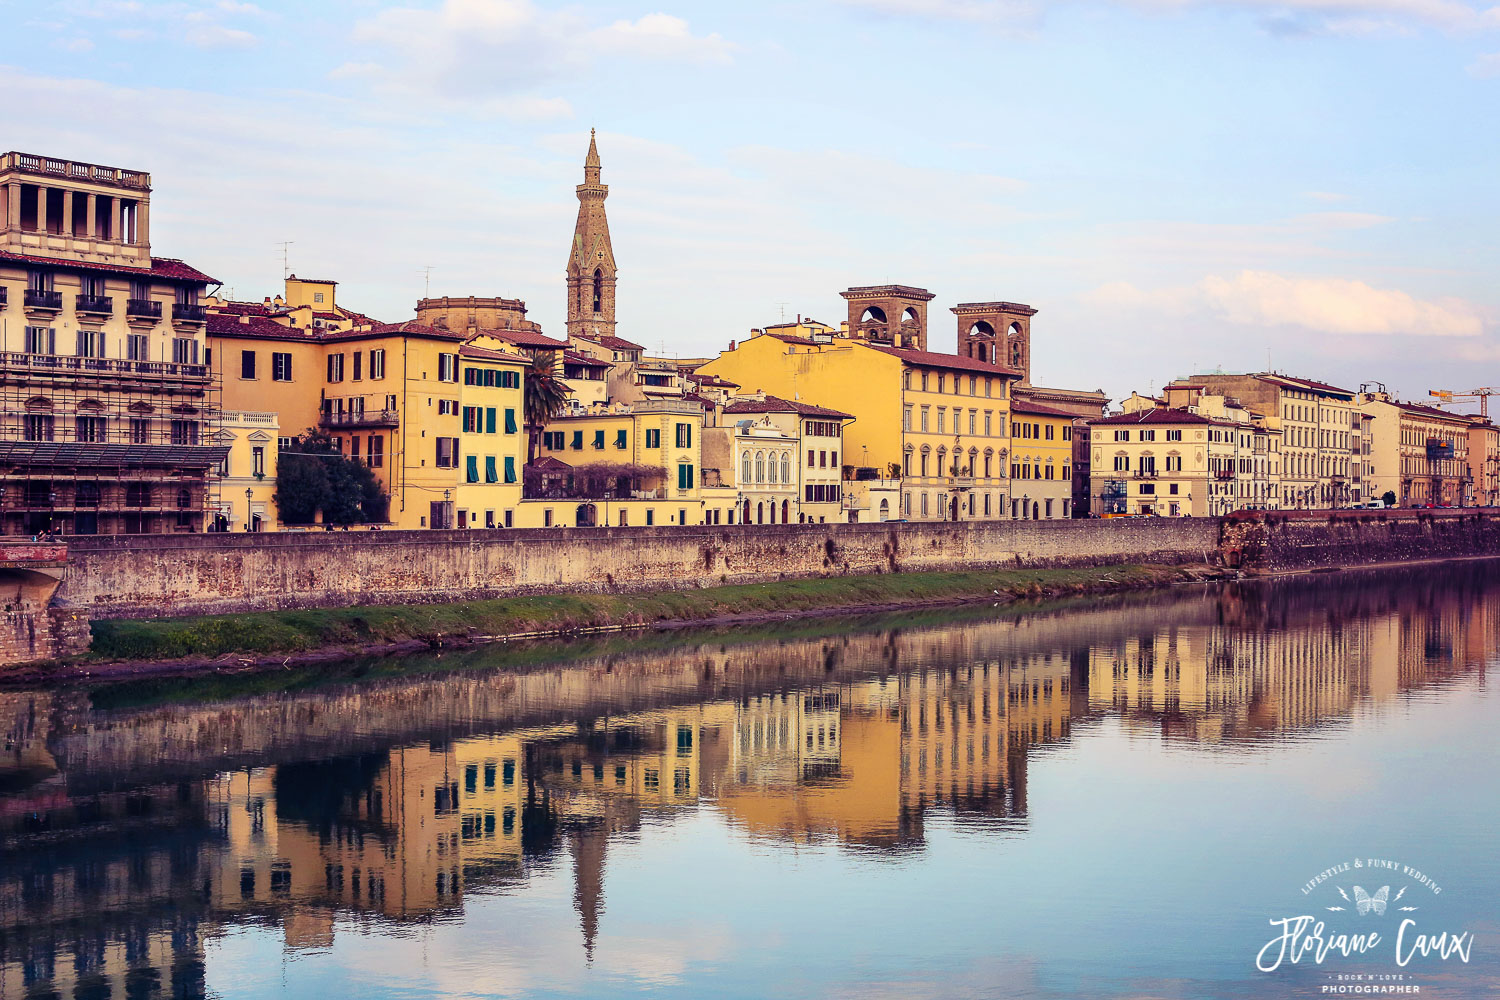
[{"xmin": 0, "ymin": 565, "xmax": 1494, "ymax": 998}]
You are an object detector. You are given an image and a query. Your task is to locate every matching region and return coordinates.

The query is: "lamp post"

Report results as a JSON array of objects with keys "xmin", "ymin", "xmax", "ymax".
[{"xmin": 245, "ymin": 488, "xmax": 253, "ymax": 532}]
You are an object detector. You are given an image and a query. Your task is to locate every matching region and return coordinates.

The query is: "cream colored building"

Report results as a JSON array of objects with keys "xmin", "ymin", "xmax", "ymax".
[
  {"xmin": 213, "ymin": 410, "xmax": 279, "ymax": 531},
  {"xmin": 1466, "ymin": 416, "xmax": 1500, "ymax": 506},
  {"xmin": 717, "ymin": 394, "xmax": 853, "ymax": 524},
  {"xmin": 1356, "ymin": 391, "xmax": 1472, "ymax": 506}
]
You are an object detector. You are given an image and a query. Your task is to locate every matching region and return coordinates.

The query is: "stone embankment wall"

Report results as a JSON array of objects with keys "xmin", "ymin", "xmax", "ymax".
[
  {"xmin": 1222, "ymin": 509, "xmax": 1500, "ymax": 571},
  {"xmin": 59, "ymin": 518, "xmax": 1220, "ymax": 620}
]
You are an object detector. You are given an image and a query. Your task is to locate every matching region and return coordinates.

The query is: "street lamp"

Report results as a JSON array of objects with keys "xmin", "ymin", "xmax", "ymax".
[{"xmin": 245, "ymin": 487, "xmax": 253, "ymax": 532}]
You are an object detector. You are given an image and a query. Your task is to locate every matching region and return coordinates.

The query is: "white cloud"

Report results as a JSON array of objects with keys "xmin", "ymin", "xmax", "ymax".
[
  {"xmin": 839, "ymin": 0, "xmax": 1500, "ymax": 34},
  {"xmin": 184, "ymin": 23, "xmax": 256, "ymax": 48},
  {"xmin": 1094, "ymin": 270, "xmax": 1485, "ymax": 336},
  {"xmin": 56, "ymin": 36, "xmax": 96, "ymax": 52},
  {"xmin": 58, "ymin": 0, "xmax": 264, "ymax": 46},
  {"xmin": 341, "ymin": 0, "xmax": 733, "ymax": 109},
  {"xmin": 1468, "ymin": 49, "xmax": 1500, "ymax": 73}
]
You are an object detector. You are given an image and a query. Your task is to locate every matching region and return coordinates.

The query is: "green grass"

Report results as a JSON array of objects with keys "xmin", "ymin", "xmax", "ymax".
[{"xmin": 87, "ymin": 563, "xmax": 1185, "ymax": 663}]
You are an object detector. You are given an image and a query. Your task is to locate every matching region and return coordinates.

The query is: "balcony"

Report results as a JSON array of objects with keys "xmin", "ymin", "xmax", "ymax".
[
  {"xmin": 76, "ymin": 294, "xmax": 113, "ymax": 316},
  {"xmin": 0, "ymin": 287, "xmax": 6, "ymax": 308},
  {"xmin": 320, "ymin": 409, "xmax": 400, "ymax": 429},
  {"xmin": 23, "ymin": 289, "xmax": 63, "ymax": 312},
  {"xmin": 1214, "ymin": 470, "xmax": 1234, "ymax": 480},
  {"xmin": 172, "ymin": 302, "xmax": 208, "ymax": 324},
  {"xmin": 0, "ymin": 350, "xmax": 209, "ymax": 381},
  {"xmin": 126, "ymin": 299, "xmax": 162, "ymax": 321},
  {"xmin": 1133, "ymin": 470, "xmax": 1158, "ymax": 479}
]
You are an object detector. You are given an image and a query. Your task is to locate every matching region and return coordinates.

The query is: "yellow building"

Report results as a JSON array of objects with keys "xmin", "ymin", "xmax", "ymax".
[
  {"xmin": 697, "ymin": 318, "xmax": 1019, "ymax": 522},
  {"xmin": 1007, "ymin": 399, "xmax": 1076, "ymax": 519},
  {"xmin": 455, "ymin": 344, "xmax": 526, "ymax": 528},
  {"xmin": 0, "ymin": 150, "xmax": 225, "ymax": 535},
  {"xmin": 528, "ymin": 399, "xmax": 730, "ymax": 527},
  {"xmin": 211, "ymin": 313, "xmax": 529, "ymax": 530},
  {"xmin": 714, "ymin": 394, "xmax": 853, "ymax": 524},
  {"xmin": 212, "ymin": 409, "xmax": 279, "ymax": 532}
]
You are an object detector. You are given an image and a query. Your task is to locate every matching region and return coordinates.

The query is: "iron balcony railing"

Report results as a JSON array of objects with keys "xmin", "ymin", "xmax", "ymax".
[
  {"xmin": 0, "ymin": 351, "xmax": 209, "ymax": 379},
  {"xmin": 126, "ymin": 299, "xmax": 162, "ymax": 319},
  {"xmin": 23, "ymin": 289, "xmax": 63, "ymax": 310},
  {"xmin": 173, "ymin": 303, "xmax": 208, "ymax": 323},
  {"xmin": 76, "ymin": 294, "xmax": 113, "ymax": 315},
  {"xmin": 319, "ymin": 409, "xmax": 400, "ymax": 429}
]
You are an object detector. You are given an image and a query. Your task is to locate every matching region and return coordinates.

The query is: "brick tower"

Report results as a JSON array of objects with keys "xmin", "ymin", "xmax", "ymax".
[
  {"xmin": 566, "ymin": 129, "xmax": 617, "ymax": 341},
  {"xmin": 952, "ymin": 300, "xmax": 1037, "ymax": 382},
  {"xmin": 839, "ymin": 285, "xmax": 935, "ymax": 350}
]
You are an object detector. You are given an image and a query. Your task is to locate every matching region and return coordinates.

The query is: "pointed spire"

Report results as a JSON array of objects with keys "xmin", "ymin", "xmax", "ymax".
[{"xmin": 583, "ymin": 128, "xmax": 601, "ymax": 185}]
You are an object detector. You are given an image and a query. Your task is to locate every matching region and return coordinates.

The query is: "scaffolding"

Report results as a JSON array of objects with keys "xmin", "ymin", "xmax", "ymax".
[{"xmin": 0, "ymin": 351, "xmax": 225, "ymax": 535}]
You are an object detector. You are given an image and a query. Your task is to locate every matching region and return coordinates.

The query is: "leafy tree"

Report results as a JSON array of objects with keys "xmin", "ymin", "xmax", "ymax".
[
  {"xmin": 523, "ymin": 352, "xmax": 571, "ymax": 464},
  {"xmin": 273, "ymin": 430, "xmax": 389, "ymax": 525},
  {"xmin": 1382, "ymin": 490, "xmax": 1397, "ymax": 507}
]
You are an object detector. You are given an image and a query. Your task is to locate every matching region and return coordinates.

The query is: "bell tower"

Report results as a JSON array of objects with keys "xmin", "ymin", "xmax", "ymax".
[
  {"xmin": 566, "ymin": 129, "xmax": 617, "ymax": 341},
  {"xmin": 952, "ymin": 300, "xmax": 1037, "ymax": 382}
]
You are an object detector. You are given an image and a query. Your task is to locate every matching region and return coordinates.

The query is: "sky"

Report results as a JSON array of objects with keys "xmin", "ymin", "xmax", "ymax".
[{"xmin": 4, "ymin": 0, "xmax": 1499, "ymax": 405}]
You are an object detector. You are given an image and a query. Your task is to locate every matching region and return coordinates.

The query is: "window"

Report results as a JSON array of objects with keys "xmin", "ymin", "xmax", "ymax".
[
  {"xmin": 313, "ymin": 291, "xmax": 325, "ymax": 303},
  {"xmin": 327, "ymin": 353, "xmax": 344, "ymax": 382},
  {"xmin": 1114, "ymin": 429, "xmax": 1129, "ymax": 442},
  {"xmin": 73, "ymin": 329, "xmax": 103, "ymax": 359},
  {"xmin": 353, "ymin": 351, "xmax": 363, "ymax": 381},
  {"xmin": 370, "ymin": 349, "xmax": 386, "ymax": 379},
  {"xmin": 271, "ymin": 352, "xmax": 292, "ymax": 381},
  {"xmin": 24, "ymin": 415, "xmax": 54, "ymax": 441},
  {"xmin": 614, "ymin": 427, "xmax": 626, "ymax": 448},
  {"xmin": 646, "ymin": 428, "xmax": 660, "ymax": 449},
  {"xmin": 130, "ymin": 418, "xmax": 150, "ymax": 444},
  {"xmin": 677, "ymin": 463, "xmax": 695, "ymax": 489},
  {"xmin": 1166, "ymin": 429, "xmax": 1182, "ymax": 441},
  {"xmin": 437, "ymin": 437, "xmax": 459, "ymax": 468},
  {"xmin": 485, "ymin": 456, "xmax": 498, "ymax": 483},
  {"xmin": 173, "ymin": 338, "xmax": 199, "ymax": 364},
  {"xmin": 125, "ymin": 333, "xmax": 148, "ymax": 361},
  {"xmin": 920, "ymin": 407, "xmax": 929, "ymax": 432},
  {"xmin": 170, "ymin": 419, "xmax": 198, "ymax": 445},
  {"xmin": 73, "ymin": 415, "xmax": 104, "ymax": 442},
  {"xmin": 368, "ymin": 435, "xmax": 383, "ymax": 468},
  {"xmin": 675, "ymin": 422, "xmax": 693, "ymax": 448},
  {"xmin": 781, "ymin": 453, "xmax": 791, "ymax": 482},
  {"xmin": 508, "ymin": 410, "xmax": 520, "ymax": 435},
  {"xmin": 1140, "ymin": 429, "xmax": 1155, "ymax": 441},
  {"xmin": 25, "ymin": 326, "xmax": 56, "ymax": 355},
  {"xmin": 485, "ymin": 408, "xmax": 497, "ymax": 434},
  {"xmin": 903, "ymin": 405, "xmax": 912, "ymax": 431},
  {"xmin": 240, "ymin": 350, "xmax": 256, "ymax": 379},
  {"xmin": 504, "ymin": 457, "xmax": 516, "ymax": 483},
  {"xmin": 438, "ymin": 353, "xmax": 458, "ymax": 382},
  {"xmin": 252, "ymin": 446, "xmax": 265, "ymax": 477}
]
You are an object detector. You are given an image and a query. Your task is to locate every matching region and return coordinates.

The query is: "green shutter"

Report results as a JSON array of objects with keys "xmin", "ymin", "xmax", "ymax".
[
  {"xmin": 485, "ymin": 456, "xmax": 498, "ymax": 483},
  {"xmin": 571, "ymin": 431, "xmax": 583, "ymax": 449},
  {"xmin": 505, "ymin": 408, "xmax": 518, "ymax": 434},
  {"xmin": 504, "ymin": 457, "xmax": 516, "ymax": 483},
  {"xmin": 466, "ymin": 455, "xmax": 479, "ymax": 483},
  {"xmin": 615, "ymin": 429, "xmax": 627, "ymax": 449},
  {"xmin": 593, "ymin": 430, "xmax": 605, "ymax": 449},
  {"xmin": 486, "ymin": 408, "xmax": 496, "ymax": 434}
]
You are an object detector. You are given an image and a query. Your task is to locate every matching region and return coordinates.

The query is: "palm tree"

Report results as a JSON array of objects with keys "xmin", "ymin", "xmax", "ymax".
[{"xmin": 523, "ymin": 351, "xmax": 570, "ymax": 465}]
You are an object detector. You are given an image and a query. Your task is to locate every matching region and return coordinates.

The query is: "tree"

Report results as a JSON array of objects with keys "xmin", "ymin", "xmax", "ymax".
[
  {"xmin": 523, "ymin": 352, "xmax": 571, "ymax": 464},
  {"xmin": 1382, "ymin": 490, "xmax": 1397, "ymax": 507},
  {"xmin": 273, "ymin": 430, "xmax": 389, "ymax": 525}
]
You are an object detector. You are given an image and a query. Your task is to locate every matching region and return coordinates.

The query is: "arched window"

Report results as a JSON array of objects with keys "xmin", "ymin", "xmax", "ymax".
[
  {"xmin": 756, "ymin": 501, "xmax": 764, "ymax": 524},
  {"xmin": 755, "ymin": 451, "xmax": 765, "ymax": 482},
  {"xmin": 920, "ymin": 446, "xmax": 930, "ymax": 477},
  {"xmin": 592, "ymin": 268, "xmax": 603, "ymax": 313},
  {"xmin": 742, "ymin": 452, "xmax": 753, "ymax": 484},
  {"xmin": 904, "ymin": 445, "xmax": 913, "ymax": 476},
  {"xmin": 780, "ymin": 453, "xmax": 791, "ymax": 483},
  {"xmin": 768, "ymin": 453, "xmax": 778, "ymax": 484},
  {"xmin": 781, "ymin": 499, "xmax": 789, "ymax": 522}
]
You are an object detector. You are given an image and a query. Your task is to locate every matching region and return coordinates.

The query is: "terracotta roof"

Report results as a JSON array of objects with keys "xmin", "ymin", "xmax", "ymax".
[
  {"xmin": 0, "ymin": 249, "xmax": 217, "ymax": 284},
  {"xmin": 1252, "ymin": 373, "xmax": 1354, "ymax": 397},
  {"xmin": 287, "ymin": 275, "xmax": 337, "ymax": 285},
  {"xmin": 765, "ymin": 333, "xmax": 822, "ymax": 346},
  {"xmin": 869, "ymin": 345, "xmax": 1023, "ymax": 378},
  {"xmin": 1090, "ymin": 408, "xmax": 1210, "ymax": 426},
  {"xmin": 724, "ymin": 395, "xmax": 853, "ymax": 419},
  {"xmin": 312, "ymin": 310, "xmax": 343, "ymax": 320},
  {"xmin": 216, "ymin": 300, "xmax": 277, "ymax": 317},
  {"xmin": 349, "ymin": 321, "xmax": 462, "ymax": 342},
  {"xmin": 0, "ymin": 441, "xmax": 229, "ymax": 469},
  {"xmin": 680, "ymin": 392, "xmax": 715, "ymax": 408},
  {"xmin": 207, "ymin": 312, "xmax": 308, "ymax": 340},
  {"xmin": 528, "ymin": 456, "xmax": 571, "ymax": 472},
  {"xmin": 686, "ymin": 371, "xmax": 738, "ymax": 387},
  {"xmin": 562, "ymin": 350, "xmax": 610, "ymax": 367},
  {"xmin": 459, "ymin": 344, "xmax": 527, "ymax": 363},
  {"xmin": 1393, "ymin": 400, "xmax": 1473, "ymax": 422},
  {"xmin": 1009, "ymin": 399, "xmax": 1080, "ymax": 418},
  {"xmin": 576, "ymin": 333, "xmax": 644, "ymax": 351},
  {"xmin": 491, "ymin": 329, "xmax": 568, "ymax": 349}
]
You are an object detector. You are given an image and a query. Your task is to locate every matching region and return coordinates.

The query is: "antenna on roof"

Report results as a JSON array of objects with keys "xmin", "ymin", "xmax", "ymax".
[
  {"xmin": 776, "ymin": 301, "xmax": 789, "ymax": 322},
  {"xmin": 275, "ymin": 241, "xmax": 294, "ymax": 280},
  {"xmin": 420, "ymin": 265, "xmax": 434, "ymax": 297}
]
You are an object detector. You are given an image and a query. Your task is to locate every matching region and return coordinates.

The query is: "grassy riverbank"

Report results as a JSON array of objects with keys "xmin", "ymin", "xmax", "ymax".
[{"xmin": 86, "ymin": 563, "xmax": 1191, "ymax": 663}]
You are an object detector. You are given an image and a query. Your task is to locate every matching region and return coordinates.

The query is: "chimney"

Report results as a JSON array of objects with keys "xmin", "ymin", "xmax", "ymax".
[{"xmin": 728, "ymin": 339, "xmax": 736, "ymax": 352}]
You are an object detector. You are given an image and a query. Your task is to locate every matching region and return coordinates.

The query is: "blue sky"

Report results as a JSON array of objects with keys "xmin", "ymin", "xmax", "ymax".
[{"xmin": 6, "ymin": 0, "xmax": 1499, "ymax": 403}]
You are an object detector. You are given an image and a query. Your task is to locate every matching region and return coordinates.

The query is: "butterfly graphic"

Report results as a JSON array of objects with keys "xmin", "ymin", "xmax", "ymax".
[{"xmin": 1353, "ymin": 885, "xmax": 1390, "ymax": 916}]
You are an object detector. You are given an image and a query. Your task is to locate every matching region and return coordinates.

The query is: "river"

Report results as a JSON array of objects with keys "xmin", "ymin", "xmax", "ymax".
[{"xmin": 2, "ymin": 564, "xmax": 1497, "ymax": 999}]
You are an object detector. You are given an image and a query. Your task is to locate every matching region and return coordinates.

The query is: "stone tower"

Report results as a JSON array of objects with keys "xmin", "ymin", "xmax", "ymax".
[
  {"xmin": 566, "ymin": 129, "xmax": 618, "ymax": 341},
  {"xmin": 951, "ymin": 300, "xmax": 1037, "ymax": 383},
  {"xmin": 839, "ymin": 284, "xmax": 935, "ymax": 350}
]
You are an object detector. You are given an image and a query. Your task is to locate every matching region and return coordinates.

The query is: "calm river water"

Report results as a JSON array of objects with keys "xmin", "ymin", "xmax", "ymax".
[{"xmin": 3, "ymin": 564, "xmax": 1498, "ymax": 999}]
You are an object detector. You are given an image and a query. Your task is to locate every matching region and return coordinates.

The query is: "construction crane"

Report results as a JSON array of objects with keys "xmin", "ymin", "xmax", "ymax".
[{"xmin": 1429, "ymin": 387, "xmax": 1500, "ymax": 417}]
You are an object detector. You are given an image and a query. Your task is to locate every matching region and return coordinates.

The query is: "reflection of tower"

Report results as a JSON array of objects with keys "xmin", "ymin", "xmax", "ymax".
[
  {"xmin": 841, "ymin": 285, "xmax": 935, "ymax": 350},
  {"xmin": 566, "ymin": 129, "xmax": 618, "ymax": 342},
  {"xmin": 570, "ymin": 826, "xmax": 608, "ymax": 962},
  {"xmin": 951, "ymin": 301, "xmax": 1036, "ymax": 382}
]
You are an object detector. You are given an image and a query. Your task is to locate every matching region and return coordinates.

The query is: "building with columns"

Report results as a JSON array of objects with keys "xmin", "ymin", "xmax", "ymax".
[{"xmin": 0, "ymin": 151, "xmax": 225, "ymax": 535}]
